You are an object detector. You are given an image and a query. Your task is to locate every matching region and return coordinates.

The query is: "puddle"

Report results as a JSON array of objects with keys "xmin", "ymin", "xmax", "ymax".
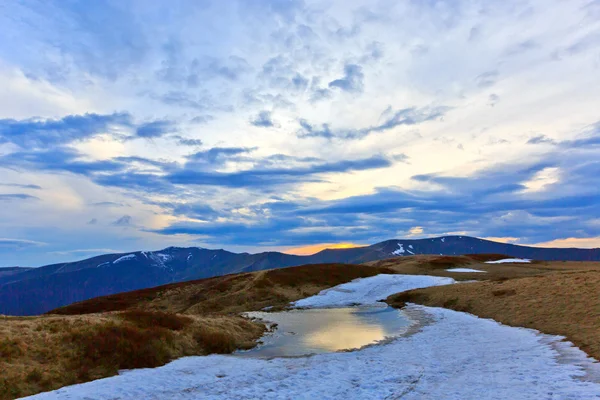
[{"xmin": 238, "ymin": 305, "xmax": 413, "ymax": 358}]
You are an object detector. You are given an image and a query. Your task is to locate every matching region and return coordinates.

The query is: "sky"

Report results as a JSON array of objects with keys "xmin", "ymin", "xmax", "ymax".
[{"xmin": 0, "ymin": 0, "xmax": 599, "ymax": 267}]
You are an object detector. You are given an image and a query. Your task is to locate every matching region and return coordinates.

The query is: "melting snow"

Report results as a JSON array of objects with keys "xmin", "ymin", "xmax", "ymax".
[
  {"xmin": 293, "ymin": 274, "xmax": 455, "ymax": 308},
  {"xmin": 113, "ymin": 254, "xmax": 136, "ymax": 264},
  {"xmin": 28, "ymin": 303, "xmax": 600, "ymax": 398},
  {"xmin": 485, "ymin": 258, "xmax": 531, "ymax": 264},
  {"xmin": 446, "ymin": 268, "xmax": 487, "ymax": 273},
  {"xmin": 392, "ymin": 243, "xmax": 405, "ymax": 255}
]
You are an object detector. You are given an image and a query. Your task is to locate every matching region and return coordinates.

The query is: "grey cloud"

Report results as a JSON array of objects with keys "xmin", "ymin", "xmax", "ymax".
[{"xmin": 328, "ymin": 64, "xmax": 365, "ymax": 93}]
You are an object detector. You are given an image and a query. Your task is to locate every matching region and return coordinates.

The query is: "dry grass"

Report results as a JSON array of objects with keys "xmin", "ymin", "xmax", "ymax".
[
  {"xmin": 51, "ymin": 263, "xmax": 394, "ymax": 316},
  {"xmin": 0, "ymin": 312, "xmax": 264, "ymax": 400},
  {"xmin": 366, "ymin": 255, "xmax": 600, "ymax": 281},
  {"xmin": 4, "ymin": 258, "xmax": 600, "ymax": 399},
  {"xmin": 387, "ymin": 270, "xmax": 600, "ymax": 360},
  {"xmin": 1, "ymin": 263, "xmax": 391, "ymax": 399}
]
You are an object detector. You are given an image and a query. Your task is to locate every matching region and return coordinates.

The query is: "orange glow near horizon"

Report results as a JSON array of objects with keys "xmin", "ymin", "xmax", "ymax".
[{"xmin": 283, "ymin": 243, "xmax": 367, "ymax": 256}]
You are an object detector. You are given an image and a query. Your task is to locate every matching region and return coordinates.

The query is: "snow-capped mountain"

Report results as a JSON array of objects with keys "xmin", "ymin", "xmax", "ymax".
[{"xmin": 1, "ymin": 236, "xmax": 598, "ymax": 316}]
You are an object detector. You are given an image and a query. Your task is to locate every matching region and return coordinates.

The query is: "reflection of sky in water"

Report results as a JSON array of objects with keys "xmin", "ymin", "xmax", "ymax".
[{"xmin": 239, "ymin": 306, "xmax": 411, "ymax": 358}]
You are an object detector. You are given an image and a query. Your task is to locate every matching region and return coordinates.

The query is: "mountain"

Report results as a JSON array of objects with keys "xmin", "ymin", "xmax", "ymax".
[{"xmin": 1, "ymin": 235, "xmax": 599, "ymax": 316}]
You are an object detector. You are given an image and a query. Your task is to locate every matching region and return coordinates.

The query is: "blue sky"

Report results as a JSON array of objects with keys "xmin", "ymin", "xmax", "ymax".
[{"xmin": 0, "ymin": 0, "xmax": 599, "ymax": 266}]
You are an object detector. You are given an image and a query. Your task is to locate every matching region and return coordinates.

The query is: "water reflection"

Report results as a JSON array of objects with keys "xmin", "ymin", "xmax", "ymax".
[{"xmin": 239, "ymin": 306, "xmax": 411, "ymax": 358}]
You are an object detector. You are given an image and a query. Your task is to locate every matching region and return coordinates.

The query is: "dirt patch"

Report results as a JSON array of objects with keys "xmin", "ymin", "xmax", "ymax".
[{"xmin": 387, "ymin": 271, "xmax": 600, "ymax": 361}]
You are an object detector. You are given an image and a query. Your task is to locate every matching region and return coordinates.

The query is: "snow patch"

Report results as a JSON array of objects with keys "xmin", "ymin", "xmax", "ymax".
[
  {"xmin": 392, "ymin": 243, "xmax": 405, "ymax": 255},
  {"xmin": 446, "ymin": 268, "xmax": 487, "ymax": 273},
  {"xmin": 293, "ymin": 274, "xmax": 455, "ymax": 308},
  {"xmin": 441, "ymin": 238, "xmax": 445, "ymax": 242},
  {"xmin": 113, "ymin": 254, "xmax": 136, "ymax": 264},
  {"xmin": 155, "ymin": 253, "xmax": 172, "ymax": 262},
  {"xmin": 27, "ymin": 305, "xmax": 600, "ymax": 399},
  {"xmin": 408, "ymin": 245, "xmax": 413, "ymax": 249},
  {"xmin": 485, "ymin": 258, "xmax": 531, "ymax": 264},
  {"xmin": 187, "ymin": 253, "xmax": 193, "ymax": 261}
]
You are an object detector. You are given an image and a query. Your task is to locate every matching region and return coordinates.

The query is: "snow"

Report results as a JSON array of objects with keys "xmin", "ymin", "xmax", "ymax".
[
  {"xmin": 113, "ymin": 254, "xmax": 136, "ymax": 264},
  {"xmin": 27, "ymin": 306, "xmax": 600, "ymax": 399},
  {"xmin": 446, "ymin": 268, "xmax": 487, "ymax": 273},
  {"xmin": 24, "ymin": 274, "xmax": 600, "ymax": 399},
  {"xmin": 441, "ymin": 238, "xmax": 445, "ymax": 242},
  {"xmin": 392, "ymin": 243, "xmax": 405, "ymax": 255},
  {"xmin": 292, "ymin": 274, "xmax": 455, "ymax": 308},
  {"xmin": 187, "ymin": 253, "xmax": 193, "ymax": 261},
  {"xmin": 408, "ymin": 245, "xmax": 413, "ymax": 249},
  {"xmin": 485, "ymin": 258, "xmax": 532, "ymax": 264},
  {"xmin": 406, "ymin": 249, "xmax": 415, "ymax": 255},
  {"xmin": 155, "ymin": 253, "xmax": 172, "ymax": 262}
]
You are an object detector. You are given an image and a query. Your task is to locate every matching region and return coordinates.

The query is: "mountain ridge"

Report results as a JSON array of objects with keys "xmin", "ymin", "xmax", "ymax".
[{"xmin": 1, "ymin": 235, "xmax": 599, "ymax": 316}]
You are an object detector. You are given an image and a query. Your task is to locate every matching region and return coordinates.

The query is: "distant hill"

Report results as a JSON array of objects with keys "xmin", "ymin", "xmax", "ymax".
[{"xmin": 1, "ymin": 235, "xmax": 598, "ymax": 316}]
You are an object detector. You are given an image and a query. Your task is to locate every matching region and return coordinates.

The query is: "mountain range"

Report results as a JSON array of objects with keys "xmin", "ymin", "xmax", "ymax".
[{"xmin": 1, "ymin": 235, "xmax": 599, "ymax": 316}]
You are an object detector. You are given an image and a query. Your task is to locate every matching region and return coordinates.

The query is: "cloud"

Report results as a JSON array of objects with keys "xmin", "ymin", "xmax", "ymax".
[
  {"xmin": 0, "ymin": 193, "xmax": 39, "ymax": 201},
  {"xmin": 136, "ymin": 120, "xmax": 175, "ymax": 138},
  {"xmin": 91, "ymin": 202, "xmax": 125, "ymax": 207},
  {"xmin": 328, "ymin": 64, "xmax": 365, "ymax": 93},
  {"xmin": 297, "ymin": 106, "xmax": 449, "ymax": 140},
  {"xmin": 530, "ymin": 236, "xmax": 600, "ymax": 249},
  {"xmin": 112, "ymin": 215, "xmax": 132, "ymax": 226},
  {"xmin": 528, "ymin": 135, "xmax": 557, "ymax": 145},
  {"xmin": 0, "ymin": 113, "xmax": 178, "ymax": 148},
  {"xmin": 475, "ymin": 71, "xmax": 499, "ymax": 88},
  {"xmin": 167, "ymin": 155, "xmax": 392, "ymax": 188},
  {"xmin": 0, "ymin": 238, "xmax": 46, "ymax": 249},
  {"xmin": 0, "ymin": 113, "xmax": 133, "ymax": 148},
  {"xmin": 87, "ymin": 218, "xmax": 98, "ymax": 225},
  {"xmin": 173, "ymin": 136, "xmax": 203, "ymax": 146},
  {"xmin": 408, "ymin": 226, "xmax": 424, "ymax": 236},
  {"xmin": 250, "ymin": 111, "xmax": 277, "ymax": 128},
  {"xmin": 0, "ymin": 183, "xmax": 42, "ymax": 189}
]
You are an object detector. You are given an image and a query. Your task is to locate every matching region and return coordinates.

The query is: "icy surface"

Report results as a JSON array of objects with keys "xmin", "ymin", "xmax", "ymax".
[
  {"xmin": 27, "ymin": 306, "xmax": 600, "ymax": 399},
  {"xmin": 113, "ymin": 254, "xmax": 136, "ymax": 264},
  {"xmin": 485, "ymin": 258, "xmax": 532, "ymax": 264},
  {"xmin": 293, "ymin": 274, "xmax": 455, "ymax": 308},
  {"xmin": 446, "ymin": 268, "xmax": 487, "ymax": 273},
  {"xmin": 24, "ymin": 274, "xmax": 600, "ymax": 399}
]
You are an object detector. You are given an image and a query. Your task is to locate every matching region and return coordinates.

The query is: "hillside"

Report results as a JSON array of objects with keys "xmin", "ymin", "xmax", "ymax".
[
  {"xmin": 1, "ymin": 236, "xmax": 599, "ymax": 316},
  {"xmin": 0, "ymin": 263, "xmax": 393, "ymax": 399},
  {"xmin": 3, "ymin": 256, "xmax": 599, "ymax": 399}
]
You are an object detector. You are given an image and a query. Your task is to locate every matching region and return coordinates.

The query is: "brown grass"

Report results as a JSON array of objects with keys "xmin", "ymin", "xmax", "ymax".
[
  {"xmin": 387, "ymin": 270, "xmax": 600, "ymax": 360},
  {"xmin": 4, "ymin": 259, "xmax": 600, "ymax": 399},
  {"xmin": 0, "ymin": 312, "xmax": 265, "ymax": 400},
  {"xmin": 1, "ymin": 263, "xmax": 391, "ymax": 399},
  {"xmin": 51, "ymin": 263, "xmax": 394, "ymax": 316}
]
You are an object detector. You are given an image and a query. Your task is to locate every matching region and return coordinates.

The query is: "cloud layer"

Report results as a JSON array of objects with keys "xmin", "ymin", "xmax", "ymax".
[{"xmin": 0, "ymin": 0, "xmax": 599, "ymax": 266}]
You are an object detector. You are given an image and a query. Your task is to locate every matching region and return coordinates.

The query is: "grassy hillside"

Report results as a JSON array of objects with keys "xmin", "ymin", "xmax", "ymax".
[
  {"xmin": 0, "ymin": 263, "xmax": 393, "ymax": 399},
  {"xmin": 2, "ymin": 257, "xmax": 599, "ymax": 399}
]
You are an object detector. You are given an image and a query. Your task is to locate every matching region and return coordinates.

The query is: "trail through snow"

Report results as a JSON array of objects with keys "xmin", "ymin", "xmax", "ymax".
[{"xmin": 24, "ymin": 275, "xmax": 600, "ymax": 400}]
